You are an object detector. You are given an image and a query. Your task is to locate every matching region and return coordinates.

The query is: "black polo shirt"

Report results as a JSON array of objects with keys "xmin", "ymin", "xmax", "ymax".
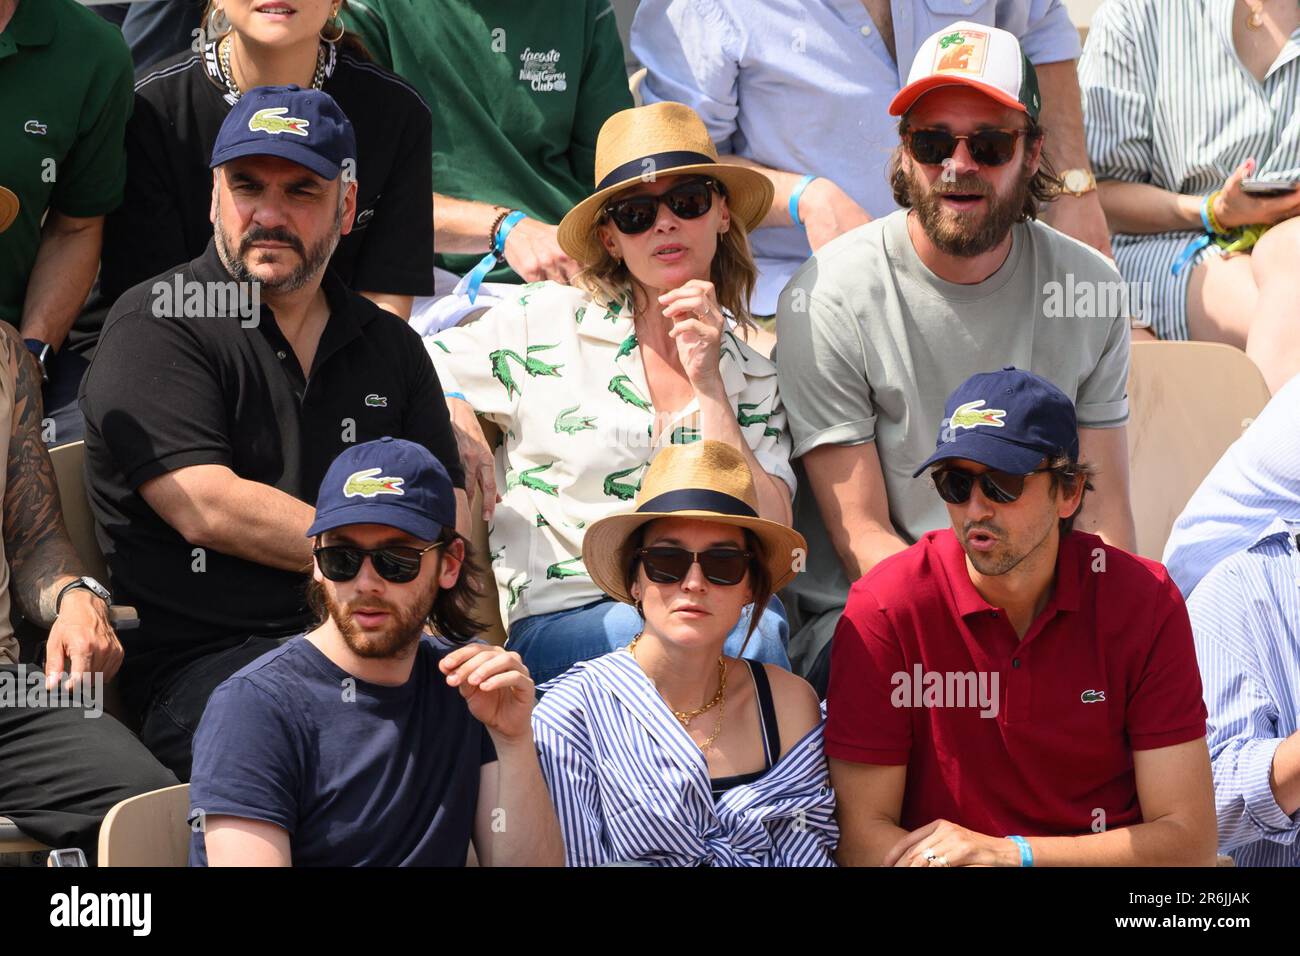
[
  {"xmin": 79, "ymin": 240, "xmax": 464, "ymax": 708},
  {"xmin": 93, "ymin": 39, "xmax": 433, "ymax": 327}
]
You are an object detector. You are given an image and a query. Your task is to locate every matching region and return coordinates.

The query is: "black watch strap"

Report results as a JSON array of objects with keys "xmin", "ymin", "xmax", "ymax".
[
  {"xmin": 55, "ymin": 577, "xmax": 111, "ymax": 616},
  {"xmin": 23, "ymin": 339, "xmax": 51, "ymax": 385}
]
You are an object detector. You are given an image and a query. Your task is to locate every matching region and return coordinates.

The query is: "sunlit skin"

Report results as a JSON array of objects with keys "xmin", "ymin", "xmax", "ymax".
[
  {"xmin": 901, "ymin": 87, "xmax": 1043, "ymax": 279},
  {"xmin": 935, "ymin": 457, "xmax": 1083, "ymax": 626},
  {"xmin": 209, "ymin": 154, "xmax": 357, "ymax": 295},
  {"xmin": 596, "ymin": 174, "xmax": 730, "ymax": 299},
  {"xmin": 630, "ymin": 517, "xmax": 754, "ymax": 651},
  {"xmin": 309, "ymin": 523, "xmax": 464, "ymax": 686},
  {"xmin": 217, "ymin": 0, "xmax": 336, "ymax": 54}
]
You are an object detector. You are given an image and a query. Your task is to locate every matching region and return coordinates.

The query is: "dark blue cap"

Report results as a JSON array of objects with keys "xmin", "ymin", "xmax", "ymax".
[
  {"xmin": 210, "ymin": 85, "xmax": 356, "ymax": 181},
  {"xmin": 912, "ymin": 367, "xmax": 1079, "ymax": 477},
  {"xmin": 307, "ymin": 438, "xmax": 455, "ymax": 541}
]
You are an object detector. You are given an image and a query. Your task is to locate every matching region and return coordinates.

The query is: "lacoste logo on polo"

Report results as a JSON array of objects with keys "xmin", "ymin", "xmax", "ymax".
[
  {"xmin": 1080, "ymin": 689, "xmax": 1106, "ymax": 703},
  {"xmin": 343, "ymin": 468, "xmax": 404, "ymax": 498},
  {"xmin": 248, "ymin": 107, "xmax": 310, "ymax": 137},
  {"xmin": 934, "ymin": 29, "xmax": 989, "ymax": 76},
  {"xmin": 23, "ymin": 119, "xmax": 47, "ymax": 135},
  {"xmin": 949, "ymin": 400, "xmax": 1007, "ymax": 430},
  {"xmin": 364, "ymin": 394, "xmax": 387, "ymax": 407}
]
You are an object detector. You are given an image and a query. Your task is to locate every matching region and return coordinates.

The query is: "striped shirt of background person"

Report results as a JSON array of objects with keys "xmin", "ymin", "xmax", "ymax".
[
  {"xmin": 1163, "ymin": 373, "xmax": 1300, "ymax": 599},
  {"xmin": 532, "ymin": 651, "xmax": 838, "ymax": 867},
  {"xmin": 1078, "ymin": 0, "xmax": 1300, "ymax": 341},
  {"xmin": 1187, "ymin": 517, "xmax": 1300, "ymax": 867}
]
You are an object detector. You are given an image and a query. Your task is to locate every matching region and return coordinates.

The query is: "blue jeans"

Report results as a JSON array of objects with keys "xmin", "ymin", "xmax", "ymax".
[{"xmin": 509, "ymin": 596, "xmax": 790, "ymax": 687}]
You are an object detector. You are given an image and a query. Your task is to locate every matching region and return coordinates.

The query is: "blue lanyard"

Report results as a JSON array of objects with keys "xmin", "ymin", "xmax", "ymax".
[{"xmin": 464, "ymin": 210, "xmax": 526, "ymax": 303}]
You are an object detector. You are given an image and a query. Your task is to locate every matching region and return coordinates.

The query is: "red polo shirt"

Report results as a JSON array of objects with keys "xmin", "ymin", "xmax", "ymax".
[{"xmin": 825, "ymin": 529, "xmax": 1206, "ymax": 837}]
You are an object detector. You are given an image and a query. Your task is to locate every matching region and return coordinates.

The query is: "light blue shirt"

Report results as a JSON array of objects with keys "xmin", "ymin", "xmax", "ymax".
[
  {"xmin": 631, "ymin": 0, "xmax": 1081, "ymax": 314},
  {"xmin": 1187, "ymin": 518, "xmax": 1300, "ymax": 866},
  {"xmin": 1163, "ymin": 374, "xmax": 1300, "ymax": 599}
]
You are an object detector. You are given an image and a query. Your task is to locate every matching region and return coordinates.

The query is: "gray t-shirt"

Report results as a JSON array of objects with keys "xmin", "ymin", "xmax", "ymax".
[{"xmin": 774, "ymin": 210, "xmax": 1130, "ymax": 662}]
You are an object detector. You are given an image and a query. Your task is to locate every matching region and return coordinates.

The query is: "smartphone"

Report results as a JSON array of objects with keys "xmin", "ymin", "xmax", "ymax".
[
  {"xmin": 1241, "ymin": 178, "xmax": 1300, "ymax": 195},
  {"xmin": 47, "ymin": 848, "xmax": 87, "ymax": 867}
]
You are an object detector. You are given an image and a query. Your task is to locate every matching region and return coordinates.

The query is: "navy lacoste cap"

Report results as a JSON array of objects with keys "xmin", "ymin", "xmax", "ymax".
[
  {"xmin": 913, "ymin": 367, "xmax": 1079, "ymax": 477},
  {"xmin": 210, "ymin": 85, "xmax": 356, "ymax": 181},
  {"xmin": 308, "ymin": 438, "xmax": 456, "ymax": 542}
]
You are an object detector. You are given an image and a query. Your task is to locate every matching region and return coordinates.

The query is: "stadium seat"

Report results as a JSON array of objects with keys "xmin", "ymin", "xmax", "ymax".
[
  {"xmin": 49, "ymin": 441, "xmax": 108, "ymax": 582},
  {"xmin": 48, "ymin": 440, "xmax": 137, "ymax": 727},
  {"xmin": 472, "ymin": 418, "xmax": 509, "ymax": 645},
  {"xmin": 1126, "ymin": 341, "xmax": 1271, "ymax": 560},
  {"xmin": 98, "ymin": 784, "xmax": 191, "ymax": 867},
  {"xmin": 629, "ymin": 66, "xmax": 646, "ymax": 108}
]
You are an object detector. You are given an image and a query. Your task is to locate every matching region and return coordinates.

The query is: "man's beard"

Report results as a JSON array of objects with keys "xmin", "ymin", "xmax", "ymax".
[
  {"xmin": 311, "ymin": 577, "xmax": 437, "ymax": 660},
  {"xmin": 214, "ymin": 202, "xmax": 340, "ymax": 294},
  {"xmin": 906, "ymin": 159, "xmax": 1032, "ymax": 257}
]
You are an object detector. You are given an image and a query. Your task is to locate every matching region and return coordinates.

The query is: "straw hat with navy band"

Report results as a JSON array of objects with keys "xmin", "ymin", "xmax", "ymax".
[
  {"xmin": 0, "ymin": 186, "xmax": 18, "ymax": 235},
  {"xmin": 556, "ymin": 102, "xmax": 774, "ymax": 266},
  {"xmin": 582, "ymin": 440, "xmax": 805, "ymax": 605}
]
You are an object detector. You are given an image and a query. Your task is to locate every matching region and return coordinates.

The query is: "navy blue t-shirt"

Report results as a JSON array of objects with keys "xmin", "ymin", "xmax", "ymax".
[{"xmin": 188, "ymin": 635, "xmax": 497, "ymax": 866}]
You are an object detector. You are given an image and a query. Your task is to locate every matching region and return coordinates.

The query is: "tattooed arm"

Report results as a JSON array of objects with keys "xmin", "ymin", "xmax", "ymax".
[{"xmin": 0, "ymin": 324, "xmax": 121, "ymax": 689}]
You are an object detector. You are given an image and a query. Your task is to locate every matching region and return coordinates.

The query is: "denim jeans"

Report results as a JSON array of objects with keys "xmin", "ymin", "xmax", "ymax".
[{"xmin": 508, "ymin": 596, "xmax": 790, "ymax": 687}]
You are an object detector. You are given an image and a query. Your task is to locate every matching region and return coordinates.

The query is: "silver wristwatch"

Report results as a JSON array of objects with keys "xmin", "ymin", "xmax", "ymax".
[{"xmin": 55, "ymin": 575, "xmax": 112, "ymax": 616}]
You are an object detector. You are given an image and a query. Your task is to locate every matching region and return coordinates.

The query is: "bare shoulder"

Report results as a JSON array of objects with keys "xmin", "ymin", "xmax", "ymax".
[{"xmin": 762, "ymin": 663, "xmax": 823, "ymax": 757}]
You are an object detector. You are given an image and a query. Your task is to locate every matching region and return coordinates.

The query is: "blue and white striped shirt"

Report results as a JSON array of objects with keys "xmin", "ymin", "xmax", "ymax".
[
  {"xmin": 1079, "ymin": 0, "xmax": 1300, "ymax": 341},
  {"xmin": 533, "ymin": 651, "xmax": 838, "ymax": 867},
  {"xmin": 1187, "ymin": 518, "xmax": 1300, "ymax": 866},
  {"xmin": 1163, "ymin": 373, "xmax": 1300, "ymax": 599}
]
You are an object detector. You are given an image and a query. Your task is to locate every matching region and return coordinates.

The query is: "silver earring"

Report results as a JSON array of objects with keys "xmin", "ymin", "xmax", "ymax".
[{"xmin": 207, "ymin": 6, "xmax": 231, "ymax": 36}]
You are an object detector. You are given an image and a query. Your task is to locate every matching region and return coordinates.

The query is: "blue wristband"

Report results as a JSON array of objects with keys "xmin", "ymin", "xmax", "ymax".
[
  {"xmin": 1199, "ymin": 195, "xmax": 1216, "ymax": 236},
  {"xmin": 1007, "ymin": 835, "xmax": 1034, "ymax": 867},
  {"xmin": 444, "ymin": 391, "xmax": 467, "ymax": 402},
  {"xmin": 464, "ymin": 210, "xmax": 527, "ymax": 303},
  {"xmin": 788, "ymin": 174, "xmax": 817, "ymax": 229}
]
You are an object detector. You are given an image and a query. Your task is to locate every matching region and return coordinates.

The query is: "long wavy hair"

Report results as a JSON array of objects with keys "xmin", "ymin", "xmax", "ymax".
[{"xmin": 573, "ymin": 178, "xmax": 760, "ymax": 331}]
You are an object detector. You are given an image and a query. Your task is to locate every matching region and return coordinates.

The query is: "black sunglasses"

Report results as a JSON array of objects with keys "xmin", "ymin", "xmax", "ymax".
[
  {"xmin": 314, "ymin": 542, "xmax": 444, "ymax": 584},
  {"xmin": 904, "ymin": 128, "xmax": 1026, "ymax": 167},
  {"xmin": 601, "ymin": 178, "xmax": 722, "ymax": 235},
  {"xmin": 931, "ymin": 466, "xmax": 1051, "ymax": 505},
  {"xmin": 635, "ymin": 546, "xmax": 752, "ymax": 586}
]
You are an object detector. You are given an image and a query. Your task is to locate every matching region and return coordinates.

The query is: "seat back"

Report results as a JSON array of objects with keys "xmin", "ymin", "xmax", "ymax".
[
  {"xmin": 471, "ymin": 419, "xmax": 509, "ymax": 645},
  {"xmin": 48, "ymin": 441, "xmax": 107, "ymax": 583},
  {"xmin": 1126, "ymin": 342, "xmax": 1271, "ymax": 559},
  {"xmin": 98, "ymin": 784, "xmax": 192, "ymax": 867}
]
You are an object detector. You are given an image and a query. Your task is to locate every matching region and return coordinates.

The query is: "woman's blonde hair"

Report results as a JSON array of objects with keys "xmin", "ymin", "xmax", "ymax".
[{"xmin": 572, "ymin": 180, "xmax": 760, "ymax": 330}]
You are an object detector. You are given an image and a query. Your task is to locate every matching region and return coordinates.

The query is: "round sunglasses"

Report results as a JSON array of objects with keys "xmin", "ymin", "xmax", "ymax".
[
  {"xmin": 314, "ymin": 542, "xmax": 444, "ymax": 584},
  {"xmin": 931, "ymin": 466, "xmax": 1051, "ymax": 505},
  {"xmin": 904, "ymin": 128, "xmax": 1026, "ymax": 168},
  {"xmin": 635, "ymin": 546, "xmax": 753, "ymax": 586},
  {"xmin": 601, "ymin": 178, "xmax": 723, "ymax": 235}
]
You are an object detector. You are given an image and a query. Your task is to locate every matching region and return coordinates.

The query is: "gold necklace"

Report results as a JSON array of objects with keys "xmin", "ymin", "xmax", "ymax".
[
  {"xmin": 627, "ymin": 634, "xmax": 728, "ymax": 726},
  {"xmin": 1243, "ymin": 0, "xmax": 1267, "ymax": 29}
]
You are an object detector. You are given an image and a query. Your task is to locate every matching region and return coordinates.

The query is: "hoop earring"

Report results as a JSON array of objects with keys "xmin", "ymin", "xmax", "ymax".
[
  {"xmin": 207, "ymin": 6, "xmax": 231, "ymax": 37},
  {"xmin": 320, "ymin": 12, "xmax": 345, "ymax": 43}
]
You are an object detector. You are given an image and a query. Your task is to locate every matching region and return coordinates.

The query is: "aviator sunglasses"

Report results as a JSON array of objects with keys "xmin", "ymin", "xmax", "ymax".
[
  {"xmin": 931, "ymin": 466, "xmax": 1051, "ymax": 505},
  {"xmin": 904, "ymin": 128, "xmax": 1026, "ymax": 167},
  {"xmin": 601, "ymin": 177, "xmax": 723, "ymax": 235},
  {"xmin": 314, "ymin": 542, "xmax": 445, "ymax": 584},
  {"xmin": 635, "ymin": 546, "xmax": 753, "ymax": 586}
]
